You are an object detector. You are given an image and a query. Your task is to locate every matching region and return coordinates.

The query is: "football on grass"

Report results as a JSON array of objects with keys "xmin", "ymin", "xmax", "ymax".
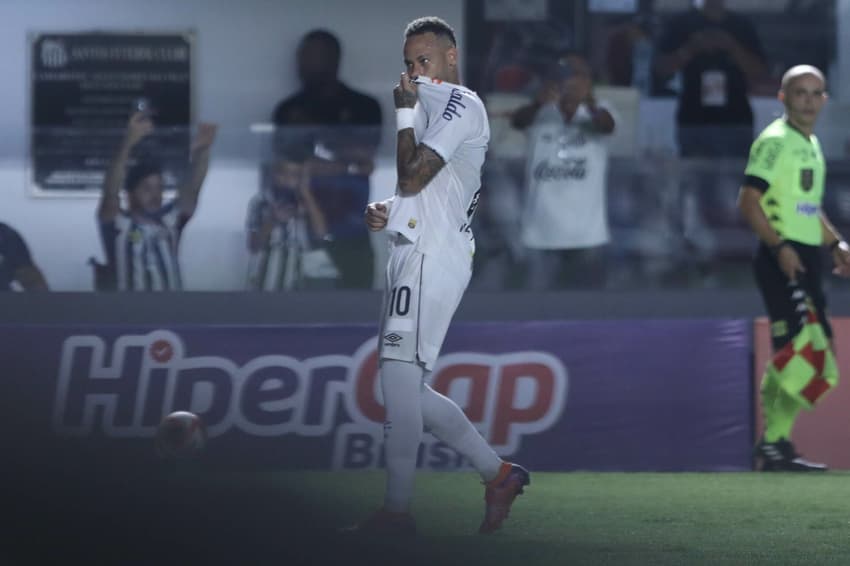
[{"xmin": 155, "ymin": 411, "xmax": 206, "ymax": 459}]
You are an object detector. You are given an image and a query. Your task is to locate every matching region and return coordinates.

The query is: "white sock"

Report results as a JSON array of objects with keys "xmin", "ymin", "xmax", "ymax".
[
  {"xmin": 421, "ymin": 383, "xmax": 502, "ymax": 482},
  {"xmin": 380, "ymin": 359, "xmax": 424, "ymax": 513}
]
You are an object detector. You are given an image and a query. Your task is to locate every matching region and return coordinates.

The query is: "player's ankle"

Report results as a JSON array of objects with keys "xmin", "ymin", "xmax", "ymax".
[{"xmin": 483, "ymin": 461, "xmax": 511, "ymax": 487}]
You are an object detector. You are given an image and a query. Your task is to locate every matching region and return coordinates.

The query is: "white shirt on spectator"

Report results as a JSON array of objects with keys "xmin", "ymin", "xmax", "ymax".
[{"xmin": 521, "ymin": 101, "xmax": 614, "ymax": 249}]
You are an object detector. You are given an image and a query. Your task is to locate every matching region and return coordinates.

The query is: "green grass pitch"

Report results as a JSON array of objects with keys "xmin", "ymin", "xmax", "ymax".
[
  {"xmin": 255, "ymin": 470, "xmax": 850, "ymax": 566},
  {"xmin": 9, "ymin": 467, "xmax": 850, "ymax": 565}
]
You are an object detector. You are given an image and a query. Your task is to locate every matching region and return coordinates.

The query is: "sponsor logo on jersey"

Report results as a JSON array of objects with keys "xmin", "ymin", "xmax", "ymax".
[
  {"xmin": 465, "ymin": 189, "xmax": 481, "ymax": 219},
  {"xmin": 559, "ymin": 132, "xmax": 588, "ymax": 147},
  {"xmin": 383, "ymin": 333, "xmax": 403, "ymax": 347},
  {"xmin": 796, "ymin": 202, "xmax": 818, "ymax": 216},
  {"xmin": 800, "ymin": 168, "xmax": 814, "ymax": 192},
  {"xmin": 533, "ymin": 158, "xmax": 587, "ymax": 181},
  {"xmin": 442, "ymin": 88, "xmax": 466, "ymax": 121},
  {"xmin": 756, "ymin": 139, "xmax": 782, "ymax": 171}
]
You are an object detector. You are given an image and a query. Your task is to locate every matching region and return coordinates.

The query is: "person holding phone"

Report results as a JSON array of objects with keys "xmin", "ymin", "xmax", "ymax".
[
  {"xmin": 654, "ymin": 0, "xmax": 768, "ymax": 157},
  {"xmin": 510, "ymin": 53, "xmax": 616, "ymax": 289},
  {"xmin": 245, "ymin": 148, "xmax": 335, "ymax": 291}
]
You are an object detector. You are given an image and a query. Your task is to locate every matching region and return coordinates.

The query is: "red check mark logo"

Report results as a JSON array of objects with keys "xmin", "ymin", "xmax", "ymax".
[{"xmin": 150, "ymin": 340, "xmax": 174, "ymax": 363}]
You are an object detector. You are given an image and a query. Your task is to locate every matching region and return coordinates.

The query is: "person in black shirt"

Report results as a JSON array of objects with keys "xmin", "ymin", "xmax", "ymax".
[
  {"xmin": 0, "ymin": 222, "xmax": 48, "ymax": 291},
  {"xmin": 272, "ymin": 29, "xmax": 382, "ymax": 288},
  {"xmin": 273, "ymin": 30, "xmax": 382, "ymax": 131},
  {"xmin": 654, "ymin": 0, "xmax": 768, "ymax": 157}
]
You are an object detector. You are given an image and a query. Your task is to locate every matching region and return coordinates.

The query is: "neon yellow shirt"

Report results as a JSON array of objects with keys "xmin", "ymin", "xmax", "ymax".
[{"xmin": 745, "ymin": 118, "xmax": 825, "ymax": 245}]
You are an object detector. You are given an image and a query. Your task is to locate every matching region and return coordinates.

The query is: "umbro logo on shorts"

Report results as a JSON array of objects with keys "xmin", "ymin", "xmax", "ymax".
[{"xmin": 384, "ymin": 333, "xmax": 403, "ymax": 346}]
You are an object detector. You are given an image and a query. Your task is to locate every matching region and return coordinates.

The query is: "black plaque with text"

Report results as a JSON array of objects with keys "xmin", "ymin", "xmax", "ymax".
[{"xmin": 31, "ymin": 32, "xmax": 193, "ymax": 194}]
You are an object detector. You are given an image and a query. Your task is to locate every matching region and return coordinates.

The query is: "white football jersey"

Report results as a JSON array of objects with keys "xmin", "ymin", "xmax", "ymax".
[
  {"xmin": 385, "ymin": 76, "xmax": 489, "ymax": 258},
  {"xmin": 521, "ymin": 101, "xmax": 613, "ymax": 249}
]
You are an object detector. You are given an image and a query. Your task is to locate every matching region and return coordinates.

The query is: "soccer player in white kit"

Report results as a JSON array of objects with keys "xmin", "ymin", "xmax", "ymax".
[{"xmin": 353, "ymin": 17, "xmax": 530, "ymax": 535}]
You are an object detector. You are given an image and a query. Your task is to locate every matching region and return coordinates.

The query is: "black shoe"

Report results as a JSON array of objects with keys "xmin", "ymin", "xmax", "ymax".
[{"xmin": 757, "ymin": 438, "xmax": 827, "ymax": 472}]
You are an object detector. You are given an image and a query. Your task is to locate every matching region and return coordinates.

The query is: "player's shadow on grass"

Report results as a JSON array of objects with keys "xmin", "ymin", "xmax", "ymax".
[{"xmin": 0, "ymin": 436, "xmax": 345, "ymax": 565}]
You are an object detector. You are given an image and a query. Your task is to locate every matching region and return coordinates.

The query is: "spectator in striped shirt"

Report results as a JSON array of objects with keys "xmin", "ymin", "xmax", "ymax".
[
  {"xmin": 245, "ymin": 149, "xmax": 336, "ymax": 290},
  {"xmin": 96, "ymin": 112, "xmax": 216, "ymax": 291}
]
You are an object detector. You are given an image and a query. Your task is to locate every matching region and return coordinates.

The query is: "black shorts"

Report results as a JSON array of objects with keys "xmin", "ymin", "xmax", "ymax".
[{"xmin": 753, "ymin": 241, "xmax": 832, "ymax": 351}]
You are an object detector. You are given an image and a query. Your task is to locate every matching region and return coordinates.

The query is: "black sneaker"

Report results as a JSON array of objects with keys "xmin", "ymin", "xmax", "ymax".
[{"xmin": 757, "ymin": 438, "xmax": 827, "ymax": 472}]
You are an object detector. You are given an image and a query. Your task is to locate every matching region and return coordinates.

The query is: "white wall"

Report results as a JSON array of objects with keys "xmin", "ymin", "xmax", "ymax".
[
  {"xmin": 1, "ymin": 0, "xmax": 462, "ymax": 290},
  {"xmin": 836, "ymin": 0, "xmax": 850, "ymax": 103}
]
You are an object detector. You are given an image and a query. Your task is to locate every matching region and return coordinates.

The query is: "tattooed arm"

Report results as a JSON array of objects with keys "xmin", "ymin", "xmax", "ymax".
[
  {"xmin": 396, "ymin": 132, "xmax": 445, "ymax": 196},
  {"xmin": 394, "ymin": 73, "xmax": 445, "ymax": 196}
]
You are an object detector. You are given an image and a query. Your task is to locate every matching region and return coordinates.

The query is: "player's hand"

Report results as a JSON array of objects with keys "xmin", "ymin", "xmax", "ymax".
[
  {"xmin": 191, "ymin": 122, "xmax": 218, "ymax": 153},
  {"xmin": 125, "ymin": 112, "xmax": 154, "ymax": 147},
  {"xmin": 831, "ymin": 241, "xmax": 850, "ymax": 278},
  {"xmin": 394, "ymin": 73, "xmax": 418, "ymax": 109},
  {"xmin": 365, "ymin": 201, "xmax": 389, "ymax": 231},
  {"xmin": 777, "ymin": 245, "xmax": 805, "ymax": 283}
]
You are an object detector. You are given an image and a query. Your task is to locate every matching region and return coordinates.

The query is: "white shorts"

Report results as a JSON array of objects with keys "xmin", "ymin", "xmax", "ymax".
[{"xmin": 379, "ymin": 236, "xmax": 472, "ymax": 370}]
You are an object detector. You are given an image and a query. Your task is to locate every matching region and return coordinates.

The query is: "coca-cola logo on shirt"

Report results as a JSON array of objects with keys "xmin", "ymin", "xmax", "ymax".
[
  {"xmin": 541, "ymin": 132, "xmax": 588, "ymax": 147},
  {"xmin": 533, "ymin": 158, "xmax": 587, "ymax": 181}
]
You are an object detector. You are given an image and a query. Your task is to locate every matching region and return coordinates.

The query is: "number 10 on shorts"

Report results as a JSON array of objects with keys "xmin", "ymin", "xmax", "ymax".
[
  {"xmin": 381, "ymin": 284, "xmax": 418, "ymax": 363},
  {"xmin": 389, "ymin": 286, "xmax": 411, "ymax": 317}
]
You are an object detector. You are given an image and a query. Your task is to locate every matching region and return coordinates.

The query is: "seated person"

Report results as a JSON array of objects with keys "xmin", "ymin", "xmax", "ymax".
[{"xmin": 0, "ymin": 222, "xmax": 48, "ymax": 291}]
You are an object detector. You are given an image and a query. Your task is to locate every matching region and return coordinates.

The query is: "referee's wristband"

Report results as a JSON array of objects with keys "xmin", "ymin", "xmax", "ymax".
[
  {"xmin": 769, "ymin": 240, "xmax": 791, "ymax": 256},
  {"xmin": 829, "ymin": 239, "xmax": 846, "ymax": 251},
  {"xmin": 396, "ymin": 108, "xmax": 415, "ymax": 132}
]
